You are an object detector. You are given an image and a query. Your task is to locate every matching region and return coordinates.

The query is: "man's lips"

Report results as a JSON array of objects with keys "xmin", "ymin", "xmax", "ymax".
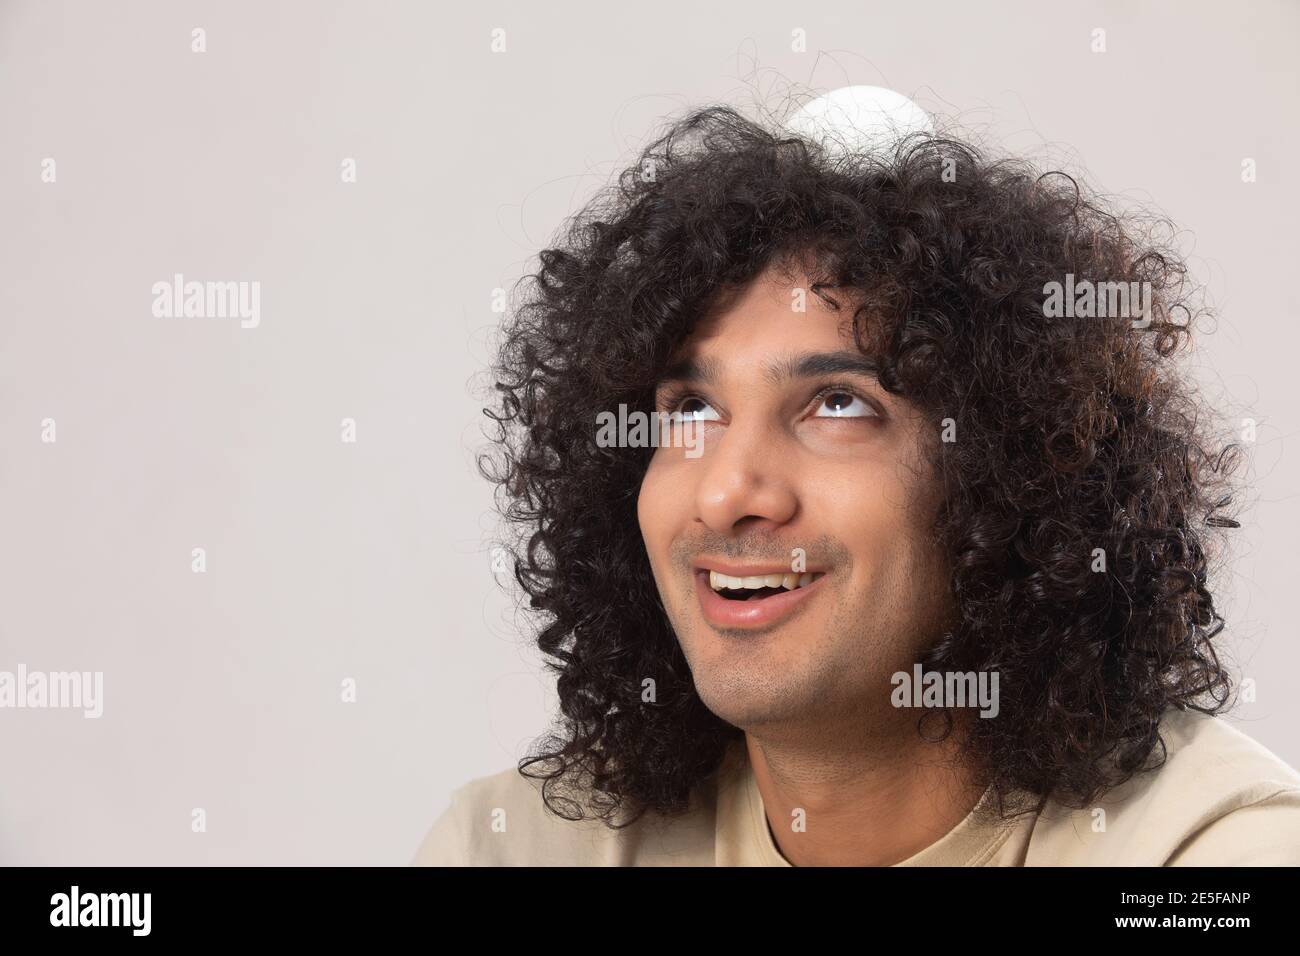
[{"xmin": 693, "ymin": 567, "xmax": 827, "ymax": 630}]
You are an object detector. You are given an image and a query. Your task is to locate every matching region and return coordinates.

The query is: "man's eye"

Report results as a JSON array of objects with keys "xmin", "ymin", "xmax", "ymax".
[
  {"xmin": 667, "ymin": 397, "xmax": 720, "ymax": 422},
  {"xmin": 813, "ymin": 391, "xmax": 873, "ymax": 418}
]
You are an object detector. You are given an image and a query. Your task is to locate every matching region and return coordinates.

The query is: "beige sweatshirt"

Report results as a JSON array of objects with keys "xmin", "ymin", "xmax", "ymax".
[{"xmin": 411, "ymin": 708, "xmax": 1300, "ymax": 866}]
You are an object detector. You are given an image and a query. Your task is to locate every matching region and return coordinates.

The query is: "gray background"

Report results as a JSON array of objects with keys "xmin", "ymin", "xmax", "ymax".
[{"xmin": 1, "ymin": 0, "xmax": 1296, "ymax": 864}]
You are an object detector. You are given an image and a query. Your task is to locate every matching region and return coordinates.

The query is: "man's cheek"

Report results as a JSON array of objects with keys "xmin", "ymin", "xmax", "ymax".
[{"xmin": 635, "ymin": 469, "xmax": 660, "ymax": 541}]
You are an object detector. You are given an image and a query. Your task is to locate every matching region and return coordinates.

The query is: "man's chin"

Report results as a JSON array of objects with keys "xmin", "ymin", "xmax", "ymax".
[{"xmin": 687, "ymin": 663, "xmax": 811, "ymax": 727}]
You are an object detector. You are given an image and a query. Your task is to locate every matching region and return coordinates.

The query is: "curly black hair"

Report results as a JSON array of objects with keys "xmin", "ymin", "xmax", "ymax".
[{"xmin": 478, "ymin": 104, "xmax": 1243, "ymax": 827}]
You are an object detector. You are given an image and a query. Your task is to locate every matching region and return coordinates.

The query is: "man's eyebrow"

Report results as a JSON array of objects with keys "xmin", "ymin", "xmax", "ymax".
[
  {"xmin": 762, "ymin": 351, "xmax": 881, "ymax": 387},
  {"xmin": 655, "ymin": 351, "xmax": 881, "ymax": 389}
]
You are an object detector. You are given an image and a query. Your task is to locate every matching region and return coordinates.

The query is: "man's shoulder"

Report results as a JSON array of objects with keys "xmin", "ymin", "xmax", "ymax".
[
  {"xmin": 1025, "ymin": 708, "xmax": 1300, "ymax": 865},
  {"xmin": 410, "ymin": 760, "xmax": 718, "ymax": 866},
  {"xmin": 1160, "ymin": 708, "xmax": 1300, "ymax": 784}
]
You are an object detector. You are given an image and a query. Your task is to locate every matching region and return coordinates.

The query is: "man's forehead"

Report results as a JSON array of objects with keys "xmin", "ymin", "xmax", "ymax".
[
  {"xmin": 660, "ymin": 267, "xmax": 886, "ymax": 388},
  {"xmin": 696, "ymin": 269, "xmax": 858, "ymax": 324}
]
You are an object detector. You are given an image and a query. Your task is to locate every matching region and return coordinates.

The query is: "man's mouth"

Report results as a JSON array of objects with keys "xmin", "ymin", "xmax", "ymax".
[
  {"xmin": 692, "ymin": 565, "xmax": 828, "ymax": 630},
  {"xmin": 707, "ymin": 570, "xmax": 825, "ymax": 601}
]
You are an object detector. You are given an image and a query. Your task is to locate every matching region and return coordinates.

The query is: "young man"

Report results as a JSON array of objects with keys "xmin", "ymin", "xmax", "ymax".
[{"xmin": 414, "ymin": 105, "xmax": 1300, "ymax": 866}]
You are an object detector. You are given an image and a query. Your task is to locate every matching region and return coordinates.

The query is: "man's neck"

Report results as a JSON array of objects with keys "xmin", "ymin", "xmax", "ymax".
[{"xmin": 744, "ymin": 715, "xmax": 989, "ymax": 866}]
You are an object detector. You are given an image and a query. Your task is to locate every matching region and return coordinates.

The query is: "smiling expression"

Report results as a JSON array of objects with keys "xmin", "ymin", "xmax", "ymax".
[{"xmin": 636, "ymin": 260, "xmax": 958, "ymax": 733}]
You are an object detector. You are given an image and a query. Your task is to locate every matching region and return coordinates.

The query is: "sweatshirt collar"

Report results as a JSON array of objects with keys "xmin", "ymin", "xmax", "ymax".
[{"xmin": 713, "ymin": 736, "xmax": 1018, "ymax": 866}]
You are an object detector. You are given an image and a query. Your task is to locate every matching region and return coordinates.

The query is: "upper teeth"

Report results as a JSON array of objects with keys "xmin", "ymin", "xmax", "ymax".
[{"xmin": 709, "ymin": 571, "xmax": 818, "ymax": 591}]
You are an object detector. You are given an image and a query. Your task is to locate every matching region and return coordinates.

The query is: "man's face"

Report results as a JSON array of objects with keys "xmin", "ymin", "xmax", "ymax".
[{"xmin": 636, "ymin": 263, "xmax": 956, "ymax": 736}]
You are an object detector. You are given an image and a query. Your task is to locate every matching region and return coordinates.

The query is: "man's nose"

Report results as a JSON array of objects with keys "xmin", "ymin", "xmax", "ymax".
[{"xmin": 693, "ymin": 419, "xmax": 798, "ymax": 535}]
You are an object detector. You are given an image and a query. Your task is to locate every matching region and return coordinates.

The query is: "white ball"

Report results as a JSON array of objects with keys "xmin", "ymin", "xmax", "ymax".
[{"xmin": 785, "ymin": 85, "xmax": 934, "ymax": 163}]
